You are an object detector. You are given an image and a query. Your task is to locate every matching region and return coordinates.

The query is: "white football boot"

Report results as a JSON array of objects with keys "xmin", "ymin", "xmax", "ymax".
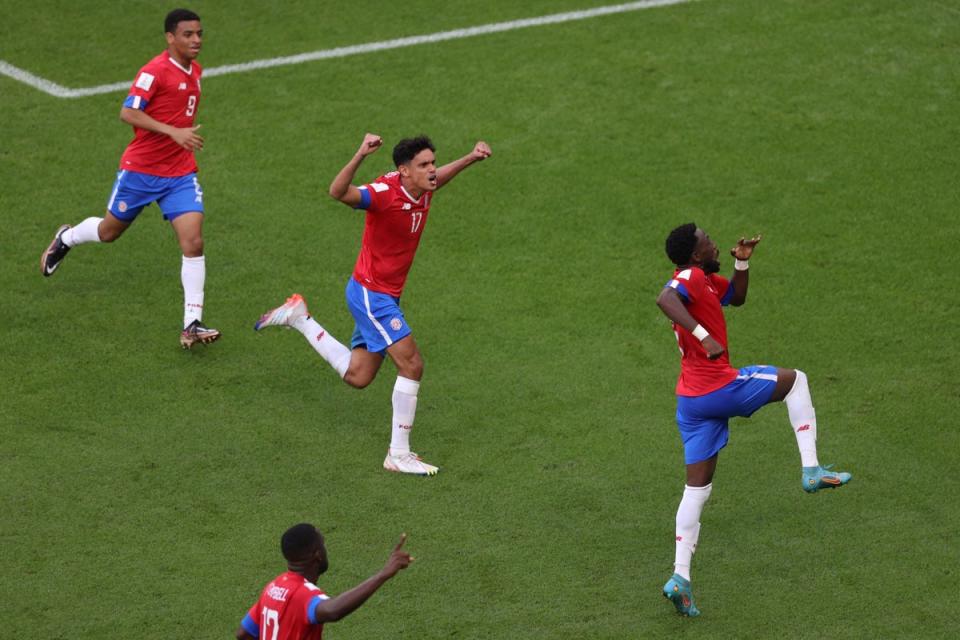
[
  {"xmin": 255, "ymin": 294, "xmax": 308, "ymax": 330},
  {"xmin": 383, "ymin": 450, "xmax": 439, "ymax": 476}
]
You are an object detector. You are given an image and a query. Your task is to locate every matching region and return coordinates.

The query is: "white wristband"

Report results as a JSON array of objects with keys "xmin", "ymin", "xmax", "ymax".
[
  {"xmin": 692, "ymin": 324, "xmax": 710, "ymax": 342},
  {"xmin": 734, "ymin": 259, "xmax": 750, "ymax": 271}
]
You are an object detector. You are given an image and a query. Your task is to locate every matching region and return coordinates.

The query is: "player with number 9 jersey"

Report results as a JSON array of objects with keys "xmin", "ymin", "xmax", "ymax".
[
  {"xmin": 119, "ymin": 48, "xmax": 202, "ymax": 177},
  {"xmin": 40, "ymin": 8, "xmax": 221, "ymax": 350}
]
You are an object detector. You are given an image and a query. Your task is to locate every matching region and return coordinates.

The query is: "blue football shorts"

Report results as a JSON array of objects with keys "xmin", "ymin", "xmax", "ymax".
[
  {"xmin": 345, "ymin": 277, "xmax": 412, "ymax": 355},
  {"xmin": 106, "ymin": 170, "xmax": 204, "ymax": 222},
  {"xmin": 675, "ymin": 365, "xmax": 780, "ymax": 464}
]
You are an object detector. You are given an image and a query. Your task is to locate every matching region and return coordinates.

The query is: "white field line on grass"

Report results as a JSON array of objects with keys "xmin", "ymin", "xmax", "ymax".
[{"xmin": 1, "ymin": 0, "xmax": 695, "ymax": 99}]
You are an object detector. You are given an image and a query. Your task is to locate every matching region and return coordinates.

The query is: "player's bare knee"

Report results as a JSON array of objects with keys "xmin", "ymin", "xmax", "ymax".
[
  {"xmin": 398, "ymin": 354, "xmax": 423, "ymax": 381},
  {"xmin": 343, "ymin": 369, "xmax": 374, "ymax": 389},
  {"xmin": 181, "ymin": 238, "xmax": 204, "ymax": 257},
  {"xmin": 99, "ymin": 227, "xmax": 122, "ymax": 242}
]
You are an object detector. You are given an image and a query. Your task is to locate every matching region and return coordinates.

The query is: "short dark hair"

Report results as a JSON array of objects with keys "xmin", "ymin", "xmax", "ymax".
[
  {"xmin": 665, "ymin": 223, "xmax": 698, "ymax": 266},
  {"xmin": 281, "ymin": 523, "xmax": 321, "ymax": 562},
  {"xmin": 392, "ymin": 136, "xmax": 435, "ymax": 167},
  {"xmin": 165, "ymin": 9, "xmax": 200, "ymax": 34}
]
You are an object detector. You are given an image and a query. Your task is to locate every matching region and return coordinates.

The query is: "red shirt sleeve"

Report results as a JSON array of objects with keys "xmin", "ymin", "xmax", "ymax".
[{"xmin": 125, "ymin": 63, "xmax": 162, "ymax": 108}]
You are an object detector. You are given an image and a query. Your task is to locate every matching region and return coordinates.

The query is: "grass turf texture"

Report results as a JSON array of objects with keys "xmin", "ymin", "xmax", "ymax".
[{"xmin": 2, "ymin": 0, "xmax": 958, "ymax": 637}]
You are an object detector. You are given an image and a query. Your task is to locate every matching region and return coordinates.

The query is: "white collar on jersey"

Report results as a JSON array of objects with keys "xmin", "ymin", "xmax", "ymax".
[
  {"xmin": 400, "ymin": 185, "xmax": 424, "ymax": 204},
  {"xmin": 166, "ymin": 54, "xmax": 193, "ymax": 75}
]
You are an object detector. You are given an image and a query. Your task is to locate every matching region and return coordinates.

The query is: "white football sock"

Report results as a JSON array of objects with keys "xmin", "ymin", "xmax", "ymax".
[
  {"xmin": 181, "ymin": 255, "xmax": 205, "ymax": 328},
  {"xmin": 61, "ymin": 217, "xmax": 103, "ymax": 247},
  {"xmin": 784, "ymin": 370, "xmax": 819, "ymax": 468},
  {"xmin": 293, "ymin": 316, "xmax": 351, "ymax": 378},
  {"xmin": 674, "ymin": 483, "xmax": 712, "ymax": 581},
  {"xmin": 389, "ymin": 376, "xmax": 419, "ymax": 455}
]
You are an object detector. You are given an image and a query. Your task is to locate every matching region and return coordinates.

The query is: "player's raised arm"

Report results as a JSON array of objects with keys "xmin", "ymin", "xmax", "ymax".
[
  {"xmin": 329, "ymin": 133, "xmax": 383, "ymax": 207},
  {"xmin": 311, "ymin": 534, "xmax": 413, "ymax": 624},
  {"xmin": 727, "ymin": 235, "xmax": 761, "ymax": 307},
  {"xmin": 435, "ymin": 140, "xmax": 491, "ymax": 189},
  {"xmin": 656, "ymin": 287, "xmax": 726, "ymax": 360}
]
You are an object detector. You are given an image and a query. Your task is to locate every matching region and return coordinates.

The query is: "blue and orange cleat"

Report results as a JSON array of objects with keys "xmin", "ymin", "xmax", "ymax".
[
  {"xmin": 663, "ymin": 574, "xmax": 700, "ymax": 617},
  {"xmin": 802, "ymin": 464, "xmax": 852, "ymax": 493},
  {"xmin": 254, "ymin": 294, "xmax": 308, "ymax": 331}
]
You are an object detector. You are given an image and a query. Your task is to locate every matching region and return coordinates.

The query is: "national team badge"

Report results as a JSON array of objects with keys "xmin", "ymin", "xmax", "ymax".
[
  {"xmin": 390, "ymin": 318, "xmax": 403, "ymax": 331},
  {"xmin": 118, "ymin": 201, "xmax": 128, "ymax": 213}
]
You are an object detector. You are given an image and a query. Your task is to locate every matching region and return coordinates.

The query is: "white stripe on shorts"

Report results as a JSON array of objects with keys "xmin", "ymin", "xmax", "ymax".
[
  {"xmin": 362, "ymin": 285, "xmax": 393, "ymax": 347},
  {"xmin": 737, "ymin": 371, "xmax": 778, "ymax": 381},
  {"xmin": 106, "ymin": 170, "xmax": 127, "ymax": 210}
]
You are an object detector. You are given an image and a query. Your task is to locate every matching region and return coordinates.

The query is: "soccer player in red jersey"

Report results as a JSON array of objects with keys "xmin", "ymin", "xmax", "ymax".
[
  {"xmin": 236, "ymin": 524, "xmax": 412, "ymax": 640},
  {"xmin": 40, "ymin": 8, "xmax": 219, "ymax": 349},
  {"xmin": 255, "ymin": 133, "xmax": 491, "ymax": 476},
  {"xmin": 655, "ymin": 223, "xmax": 852, "ymax": 617}
]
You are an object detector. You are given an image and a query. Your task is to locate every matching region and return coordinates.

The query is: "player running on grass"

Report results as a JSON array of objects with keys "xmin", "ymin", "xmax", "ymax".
[
  {"xmin": 236, "ymin": 524, "xmax": 412, "ymax": 640},
  {"xmin": 655, "ymin": 223, "xmax": 852, "ymax": 617},
  {"xmin": 40, "ymin": 8, "xmax": 219, "ymax": 349},
  {"xmin": 255, "ymin": 133, "xmax": 491, "ymax": 476}
]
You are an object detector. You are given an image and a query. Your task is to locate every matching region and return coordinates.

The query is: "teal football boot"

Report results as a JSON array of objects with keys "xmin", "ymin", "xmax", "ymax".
[
  {"xmin": 662, "ymin": 573, "xmax": 700, "ymax": 617},
  {"xmin": 802, "ymin": 464, "xmax": 852, "ymax": 493}
]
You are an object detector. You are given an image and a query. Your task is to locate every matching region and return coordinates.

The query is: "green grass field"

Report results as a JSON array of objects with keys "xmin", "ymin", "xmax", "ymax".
[{"xmin": 2, "ymin": 0, "xmax": 958, "ymax": 637}]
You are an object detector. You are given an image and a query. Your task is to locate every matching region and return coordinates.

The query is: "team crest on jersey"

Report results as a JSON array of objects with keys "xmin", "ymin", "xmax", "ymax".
[
  {"xmin": 118, "ymin": 201, "xmax": 128, "ymax": 213},
  {"xmin": 390, "ymin": 318, "xmax": 403, "ymax": 331}
]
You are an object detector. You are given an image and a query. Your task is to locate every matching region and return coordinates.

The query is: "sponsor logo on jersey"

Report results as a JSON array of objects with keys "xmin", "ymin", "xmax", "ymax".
[
  {"xmin": 390, "ymin": 318, "xmax": 403, "ymax": 331},
  {"xmin": 178, "ymin": 82, "xmax": 187, "ymax": 90},
  {"xmin": 402, "ymin": 203, "xmax": 412, "ymax": 210}
]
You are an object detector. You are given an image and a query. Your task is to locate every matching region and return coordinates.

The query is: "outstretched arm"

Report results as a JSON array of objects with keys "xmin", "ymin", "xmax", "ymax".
[
  {"xmin": 329, "ymin": 133, "xmax": 383, "ymax": 207},
  {"xmin": 656, "ymin": 287, "xmax": 725, "ymax": 360},
  {"xmin": 728, "ymin": 235, "xmax": 761, "ymax": 306},
  {"xmin": 120, "ymin": 107, "xmax": 203, "ymax": 151},
  {"xmin": 312, "ymin": 534, "xmax": 413, "ymax": 624},
  {"xmin": 436, "ymin": 141, "xmax": 491, "ymax": 189}
]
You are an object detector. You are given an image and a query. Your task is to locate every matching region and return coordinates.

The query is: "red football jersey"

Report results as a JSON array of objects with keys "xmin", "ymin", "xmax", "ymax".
[
  {"xmin": 664, "ymin": 267, "xmax": 739, "ymax": 396},
  {"xmin": 352, "ymin": 171, "xmax": 432, "ymax": 297},
  {"xmin": 118, "ymin": 51, "xmax": 201, "ymax": 177},
  {"xmin": 244, "ymin": 571, "xmax": 329, "ymax": 640}
]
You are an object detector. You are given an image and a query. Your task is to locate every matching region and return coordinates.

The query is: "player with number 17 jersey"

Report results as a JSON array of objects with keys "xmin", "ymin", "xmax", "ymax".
[
  {"xmin": 254, "ymin": 134, "xmax": 492, "ymax": 476},
  {"xmin": 353, "ymin": 170, "xmax": 433, "ymax": 298},
  {"xmin": 241, "ymin": 571, "xmax": 330, "ymax": 640}
]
